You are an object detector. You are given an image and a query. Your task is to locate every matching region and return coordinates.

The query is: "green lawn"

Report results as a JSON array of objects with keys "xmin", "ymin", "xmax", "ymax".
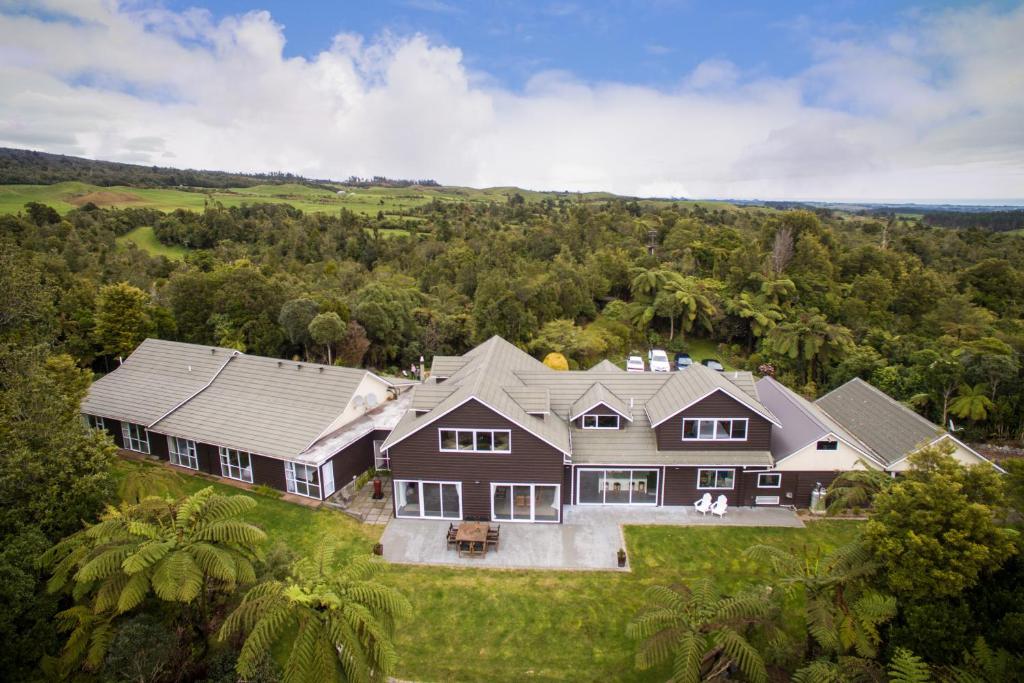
[
  {"xmin": 115, "ymin": 226, "xmax": 190, "ymax": 260},
  {"xmin": 115, "ymin": 460, "xmax": 861, "ymax": 681}
]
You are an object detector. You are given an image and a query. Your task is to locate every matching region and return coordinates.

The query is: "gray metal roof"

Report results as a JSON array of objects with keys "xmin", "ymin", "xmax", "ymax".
[
  {"xmin": 756, "ymin": 376, "xmax": 878, "ymax": 464},
  {"xmin": 81, "ymin": 339, "xmax": 236, "ymax": 425},
  {"xmin": 816, "ymin": 378, "xmax": 944, "ymax": 466},
  {"xmin": 587, "ymin": 359, "xmax": 623, "ymax": 372},
  {"xmin": 645, "ymin": 364, "xmax": 778, "ymax": 428},
  {"xmin": 569, "ymin": 382, "xmax": 632, "ymax": 421},
  {"xmin": 429, "ymin": 356, "xmax": 467, "ymax": 377},
  {"xmin": 152, "ymin": 354, "xmax": 370, "ymax": 460},
  {"xmin": 503, "ymin": 386, "xmax": 551, "ymax": 413}
]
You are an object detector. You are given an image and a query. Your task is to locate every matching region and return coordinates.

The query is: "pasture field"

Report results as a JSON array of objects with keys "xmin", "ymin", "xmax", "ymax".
[{"xmin": 115, "ymin": 226, "xmax": 189, "ymax": 260}]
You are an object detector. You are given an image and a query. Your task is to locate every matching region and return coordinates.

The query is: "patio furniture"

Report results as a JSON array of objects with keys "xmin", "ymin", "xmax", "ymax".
[
  {"xmin": 694, "ymin": 493, "xmax": 713, "ymax": 515},
  {"xmin": 711, "ymin": 494, "xmax": 728, "ymax": 517},
  {"xmin": 456, "ymin": 522, "xmax": 489, "ymax": 558},
  {"xmin": 486, "ymin": 524, "xmax": 500, "ymax": 553},
  {"xmin": 445, "ymin": 523, "xmax": 459, "ymax": 550}
]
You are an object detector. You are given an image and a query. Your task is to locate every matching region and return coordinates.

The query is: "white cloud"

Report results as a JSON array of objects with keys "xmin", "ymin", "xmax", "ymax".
[{"xmin": 0, "ymin": 1, "xmax": 1022, "ymax": 201}]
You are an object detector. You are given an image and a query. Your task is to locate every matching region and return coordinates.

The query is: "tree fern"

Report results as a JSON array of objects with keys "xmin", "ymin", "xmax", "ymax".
[{"xmin": 888, "ymin": 648, "xmax": 932, "ymax": 683}]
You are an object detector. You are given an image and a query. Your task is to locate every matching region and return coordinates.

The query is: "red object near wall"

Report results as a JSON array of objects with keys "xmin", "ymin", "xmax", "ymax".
[{"xmin": 372, "ymin": 478, "xmax": 383, "ymax": 500}]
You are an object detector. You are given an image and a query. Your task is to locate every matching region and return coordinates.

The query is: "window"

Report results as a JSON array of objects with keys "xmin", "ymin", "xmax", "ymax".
[
  {"xmin": 395, "ymin": 480, "xmax": 461, "ymax": 519},
  {"xmin": 582, "ymin": 414, "xmax": 620, "ymax": 429},
  {"xmin": 757, "ymin": 472, "xmax": 782, "ymax": 488},
  {"xmin": 492, "ymin": 483, "xmax": 561, "ymax": 522},
  {"xmin": 438, "ymin": 429, "xmax": 511, "ymax": 453},
  {"xmin": 167, "ymin": 436, "xmax": 199, "ymax": 470},
  {"xmin": 577, "ymin": 469, "xmax": 659, "ymax": 505},
  {"xmin": 698, "ymin": 468, "xmax": 735, "ymax": 490},
  {"xmin": 683, "ymin": 418, "xmax": 748, "ymax": 441},
  {"xmin": 816, "ymin": 440, "xmax": 838, "ymax": 451},
  {"xmin": 219, "ymin": 447, "xmax": 253, "ymax": 483},
  {"xmin": 285, "ymin": 462, "xmax": 321, "ymax": 499},
  {"xmin": 121, "ymin": 422, "xmax": 150, "ymax": 453},
  {"xmin": 87, "ymin": 415, "xmax": 106, "ymax": 431},
  {"xmin": 373, "ymin": 439, "xmax": 389, "ymax": 470}
]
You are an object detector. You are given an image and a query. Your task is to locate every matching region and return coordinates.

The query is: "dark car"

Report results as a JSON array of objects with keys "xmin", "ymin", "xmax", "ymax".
[
  {"xmin": 701, "ymin": 358, "xmax": 725, "ymax": 371},
  {"xmin": 674, "ymin": 352, "xmax": 693, "ymax": 370}
]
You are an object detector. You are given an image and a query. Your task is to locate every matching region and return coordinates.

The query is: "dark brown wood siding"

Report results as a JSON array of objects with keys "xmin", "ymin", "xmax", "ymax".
[
  {"xmin": 664, "ymin": 467, "xmax": 839, "ymax": 508},
  {"xmin": 388, "ymin": 399, "xmax": 565, "ymax": 521},
  {"xmin": 654, "ymin": 392, "xmax": 772, "ymax": 451},
  {"xmin": 252, "ymin": 454, "xmax": 287, "ymax": 492},
  {"xmin": 99, "ymin": 417, "xmax": 124, "ymax": 449},
  {"xmin": 195, "ymin": 442, "xmax": 221, "ymax": 476},
  {"xmin": 562, "ymin": 466, "xmax": 573, "ymax": 504},
  {"xmin": 328, "ymin": 430, "xmax": 385, "ymax": 492}
]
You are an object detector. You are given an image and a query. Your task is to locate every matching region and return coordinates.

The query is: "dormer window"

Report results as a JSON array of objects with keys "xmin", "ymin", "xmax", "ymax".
[
  {"xmin": 582, "ymin": 414, "xmax": 619, "ymax": 429},
  {"xmin": 816, "ymin": 440, "xmax": 838, "ymax": 451},
  {"xmin": 682, "ymin": 418, "xmax": 748, "ymax": 441}
]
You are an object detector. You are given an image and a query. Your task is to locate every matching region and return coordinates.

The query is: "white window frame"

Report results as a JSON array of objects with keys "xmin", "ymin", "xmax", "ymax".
[
  {"xmin": 218, "ymin": 447, "xmax": 253, "ymax": 483},
  {"xmin": 757, "ymin": 472, "xmax": 782, "ymax": 489},
  {"xmin": 490, "ymin": 483, "xmax": 561, "ymax": 523},
  {"xmin": 574, "ymin": 468, "xmax": 660, "ymax": 506},
  {"xmin": 582, "ymin": 414, "xmax": 620, "ymax": 430},
  {"xmin": 682, "ymin": 418, "xmax": 748, "ymax": 441},
  {"xmin": 285, "ymin": 461, "xmax": 321, "ymax": 499},
  {"xmin": 121, "ymin": 422, "xmax": 151, "ymax": 454},
  {"xmin": 438, "ymin": 428, "xmax": 512, "ymax": 453},
  {"xmin": 393, "ymin": 480, "xmax": 462, "ymax": 520},
  {"xmin": 697, "ymin": 468, "xmax": 736, "ymax": 490},
  {"xmin": 373, "ymin": 439, "xmax": 389, "ymax": 470},
  {"xmin": 167, "ymin": 436, "xmax": 199, "ymax": 470},
  {"xmin": 816, "ymin": 439, "xmax": 839, "ymax": 451},
  {"xmin": 88, "ymin": 415, "xmax": 106, "ymax": 431}
]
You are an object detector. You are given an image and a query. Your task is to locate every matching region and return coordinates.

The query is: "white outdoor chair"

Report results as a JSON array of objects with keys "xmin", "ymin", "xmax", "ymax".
[
  {"xmin": 712, "ymin": 493, "xmax": 729, "ymax": 516},
  {"xmin": 694, "ymin": 493, "xmax": 712, "ymax": 515},
  {"xmin": 711, "ymin": 495, "xmax": 728, "ymax": 517}
]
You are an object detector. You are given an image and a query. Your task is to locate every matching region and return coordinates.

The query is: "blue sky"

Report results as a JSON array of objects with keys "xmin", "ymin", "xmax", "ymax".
[
  {"xmin": 162, "ymin": 0, "xmax": 1000, "ymax": 91},
  {"xmin": 1, "ymin": 1, "xmax": 1022, "ymax": 201}
]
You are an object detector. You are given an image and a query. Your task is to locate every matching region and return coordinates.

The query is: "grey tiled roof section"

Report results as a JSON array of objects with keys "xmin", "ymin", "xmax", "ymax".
[
  {"xmin": 429, "ymin": 356, "xmax": 466, "ymax": 377},
  {"xmin": 645, "ymin": 364, "xmax": 777, "ymax": 427},
  {"xmin": 756, "ymin": 376, "xmax": 876, "ymax": 463},
  {"xmin": 725, "ymin": 371, "xmax": 761, "ymax": 403},
  {"xmin": 382, "ymin": 336, "xmax": 571, "ymax": 453},
  {"xmin": 502, "ymin": 386, "xmax": 551, "ymax": 413},
  {"xmin": 152, "ymin": 354, "xmax": 371, "ymax": 460},
  {"xmin": 569, "ymin": 382, "xmax": 633, "ymax": 421},
  {"xmin": 81, "ymin": 339, "xmax": 236, "ymax": 425},
  {"xmin": 587, "ymin": 359, "xmax": 623, "ymax": 372},
  {"xmin": 816, "ymin": 378, "xmax": 944, "ymax": 466},
  {"xmin": 410, "ymin": 385, "xmax": 457, "ymax": 410}
]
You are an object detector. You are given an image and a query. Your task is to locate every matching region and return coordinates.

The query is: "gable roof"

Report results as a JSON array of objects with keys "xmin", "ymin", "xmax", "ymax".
[
  {"xmin": 81, "ymin": 339, "xmax": 237, "ymax": 425},
  {"xmin": 381, "ymin": 336, "xmax": 572, "ymax": 454},
  {"xmin": 587, "ymin": 359, "xmax": 623, "ymax": 373},
  {"xmin": 84, "ymin": 338, "xmax": 404, "ymax": 462},
  {"xmin": 815, "ymin": 378, "xmax": 944, "ymax": 466},
  {"xmin": 756, "ymin": 376, "xmax": 883, "ymax": 467},
  {"xmin": 645, "ymin": 364, "xmax": 779, "ymax": 428},
  {"xmin": 569, "ymin": 382, "xmax": 633, "ymax": 421}
]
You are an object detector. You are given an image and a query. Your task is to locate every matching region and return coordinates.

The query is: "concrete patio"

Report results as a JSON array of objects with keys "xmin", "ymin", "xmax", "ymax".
[{"xmin": 379, "ymin": 505, "xmax": 804, "ymax": 572}]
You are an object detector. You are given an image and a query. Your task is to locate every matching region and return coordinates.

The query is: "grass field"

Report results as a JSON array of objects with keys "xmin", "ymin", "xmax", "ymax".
[
  {"xmin": 115, "ymin": 226, "xmax": 190, "ymax": 260},
  {"xmin": 116, "ymin": 459, "xmax": 860, "ymax": 681},
  {"xmin": 0, "ymin": 180, "xmax": 625, "ymax": 219}
]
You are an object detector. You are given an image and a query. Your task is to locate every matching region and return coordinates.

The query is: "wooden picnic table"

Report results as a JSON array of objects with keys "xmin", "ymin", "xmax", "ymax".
[{"xmin": 455, "ymin": 522, "xmax": 489, "ymax": 558}]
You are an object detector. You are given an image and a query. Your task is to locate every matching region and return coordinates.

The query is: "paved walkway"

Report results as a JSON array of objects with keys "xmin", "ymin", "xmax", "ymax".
[
  {"xmin": 380, "ymin": 505, "xmax": 803, "ymax": 572},
  {"xmin": 340, "ymin": 476, "xmax": 394, "ymax": 525}
]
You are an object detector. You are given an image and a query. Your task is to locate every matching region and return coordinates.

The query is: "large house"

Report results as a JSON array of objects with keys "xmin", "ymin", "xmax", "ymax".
[
  {"xmin": 81, "ymin": 339, "xmax": 414, "ymax": 501},
  {"xmin": 81, "ymin": 336, "xmax": 999, "ymax": 519}
]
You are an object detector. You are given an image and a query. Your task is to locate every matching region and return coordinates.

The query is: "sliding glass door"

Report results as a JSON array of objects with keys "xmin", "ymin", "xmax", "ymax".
[
  {"xmin": 576, "ymin": 468, "xmax": 659, "ymax": 505},
  {"xmin": 394, "ymin": 480, "xmax": 461, "ymax": 519},
  {"xmin": 491, "ymin": 483, "xmax": 560, "ymax": 523}
]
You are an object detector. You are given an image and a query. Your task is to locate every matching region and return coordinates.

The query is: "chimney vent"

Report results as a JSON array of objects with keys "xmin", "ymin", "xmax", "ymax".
[{"xmin": 277, "ymin": 361, "xmax": 282, "ymax": 368}]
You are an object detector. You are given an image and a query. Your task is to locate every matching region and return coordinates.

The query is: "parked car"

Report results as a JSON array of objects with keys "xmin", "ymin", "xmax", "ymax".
[
  {"xmin": 626, "ymin": 355, "xmax": 646, "ymax": 372},
  {"xmin": 674, "ymin": 352, "xmax": 693, "ymax": 370},
  {"xmin": 701, "ymin": 358, "xmax": 725, "ymax": 371},
  {"xmin": 648, "ymin": 349, "xmax": 671, "ymax": 372}
]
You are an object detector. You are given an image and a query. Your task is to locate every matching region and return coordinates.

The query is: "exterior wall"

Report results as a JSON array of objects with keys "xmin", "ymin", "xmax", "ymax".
[
  {"xmin": 388, "ymin": 398, "xmax": 565, "ymax": 521},
  {"xmin": 98, "ymin": 417, "xmax": 125, "ymax": 449},
  {"xmin": 149, "ymin": 431, "xmax": 170, "ymax": 461},
  {"xmin": 320, "ymin": 374, "xmax": 392, "ymax": 437},
  {"xmin": 251, "ymin": 453, "xmax": 287, "ymax": 492},
  {"xmin": 196, "ymin": 442, "xmax": 221, "ymax": 476},
  {"xmin": 886, "ymin": 435, "xmax": 993, "ymax": 473},
  {"xmin": 663, "ymin": 467, "xmax": 839, "ymax": 508},
  {"xmin": 654, "ymin": 392, "xmax": 772, "ymax": 451},
  {"xmin": 562, "ymin": 465, "xmax": 573, "ymax": 504},
  {"xmin": 328, "ymin": 429, "xmax": 386, "ymax": 493},
  {"xmin": 774, "ymin": 435, "xmax": 879, "ymax": 472}
]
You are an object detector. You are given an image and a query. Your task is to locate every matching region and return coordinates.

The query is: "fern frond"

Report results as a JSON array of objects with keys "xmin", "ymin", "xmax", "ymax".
[{"xmin": 888, "ymin": 648, "xmax": 933, "ymax": 683}]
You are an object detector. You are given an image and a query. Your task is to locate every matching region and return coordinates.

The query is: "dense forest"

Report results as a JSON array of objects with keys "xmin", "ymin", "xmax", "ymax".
[{"xmin": 3, "ymin": 186, "xmax": 1024, "ymax": 681}]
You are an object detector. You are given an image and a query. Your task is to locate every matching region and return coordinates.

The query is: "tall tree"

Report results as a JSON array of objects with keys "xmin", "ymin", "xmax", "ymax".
[
  {"xmin": 92, "ymin": 282, "xmax": 155, "ymax": 361},
  {"xmin": 279, "ymin": 298, "xmax": 320, "ymax": 359},
  {"xmin": 308, "ymin": 311, "xmax": 345, "ymax": 364}
]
